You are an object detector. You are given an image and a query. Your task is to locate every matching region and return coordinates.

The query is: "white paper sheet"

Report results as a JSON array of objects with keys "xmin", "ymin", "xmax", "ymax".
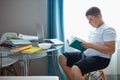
[{"xmin": 18, "ymin": 34, "xmax": 38, "ymax": 41}]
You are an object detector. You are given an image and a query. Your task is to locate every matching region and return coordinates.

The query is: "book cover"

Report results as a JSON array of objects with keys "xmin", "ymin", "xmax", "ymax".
[
  {"xmin": 10, "ymin": 39, "xmax": 32, "ymax": 46},
  {"xmin": 10, "ymin": 45, "xmax": 32, "ymax": 52},
  {"xmin": 21, "ymin": 47, "xmax": 43, "ymax": 54},
  {"xmin": 69, "ymin": 37, "xmax": 86, "ymax": 52}
]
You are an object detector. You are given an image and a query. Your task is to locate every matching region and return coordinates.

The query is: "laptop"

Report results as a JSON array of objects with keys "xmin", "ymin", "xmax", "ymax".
[
  {"xmin": 36, "ymin": 23, "xmax": 44, "ymax": 43},
  {"xmin": 36, "ymin": 23, "xmax": 64, "ymax": 45}
]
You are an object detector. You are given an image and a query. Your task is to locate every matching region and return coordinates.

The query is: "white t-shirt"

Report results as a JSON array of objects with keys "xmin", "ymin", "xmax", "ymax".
[{"xmin": 84, "ymin": 24, "xmax": 116, "ymax": 58}]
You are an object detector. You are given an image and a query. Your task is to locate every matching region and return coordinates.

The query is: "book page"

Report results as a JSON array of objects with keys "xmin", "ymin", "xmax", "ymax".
[
  {"xmin": 70, "ymin": 37, "xmax": 85, "ymax": 45},
  {"xmin": 73, "ymin": 37, "xmax": 85, "ymax": 42}
]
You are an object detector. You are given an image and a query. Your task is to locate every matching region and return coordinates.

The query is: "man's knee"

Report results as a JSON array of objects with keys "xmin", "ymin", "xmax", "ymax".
[
  {"xmin": 71, "ymin": 65, "xmax": 84, "ymax": 79},
  {"xmin": 71, "ymin": 65, "xmax": 82, "ymax": 75},
  {"xmin": 59, "ymin": 54, "xmax": 66, "ymax": 65}
]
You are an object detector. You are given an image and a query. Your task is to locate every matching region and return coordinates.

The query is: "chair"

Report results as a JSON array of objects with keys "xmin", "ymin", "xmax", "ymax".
[
  {"xmin": 0, "ymin": 32, "xmax": 19, "ymax": 76},
  {"xmin": 0, "ymin": 58, "xmax": 19, "ymax": 76},
  {"xmin": 66, "ymin": 39, "xmax": 107, "ymax": 80}
]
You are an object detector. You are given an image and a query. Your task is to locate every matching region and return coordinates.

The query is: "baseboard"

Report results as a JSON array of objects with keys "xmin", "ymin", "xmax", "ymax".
[{"xmin": 106, "ymin": 75, "xmax": 119, "ymax": 80}]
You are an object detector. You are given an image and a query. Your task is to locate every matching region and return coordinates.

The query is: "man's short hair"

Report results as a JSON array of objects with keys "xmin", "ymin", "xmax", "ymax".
[{"xmin": 86, "ymin": 7, "xmax": 101, "ymax": 17}]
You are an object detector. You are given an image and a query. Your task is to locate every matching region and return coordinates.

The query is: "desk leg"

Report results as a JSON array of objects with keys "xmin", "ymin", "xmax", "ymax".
[
  {"xmin": 23, "ymin": 53, "xmax": 30, "ymax": 76},
  {"xmin": 0, "ymin": 53, "xmax": 2, "ymax": 75},
  {"xmin": 52, "ymin": 51, "xmax": 62, "ymax": 80},
  {"xmin": 0, "ymin": 53, "xmax": 2, "ymax": 67}
]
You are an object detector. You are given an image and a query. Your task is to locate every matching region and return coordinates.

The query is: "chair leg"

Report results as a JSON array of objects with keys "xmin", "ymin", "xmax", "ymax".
[
  {"xmin": 99, "ymin": 71, "xmax": 106, "ymax": 80},
  {"xmin": 85, "ymin": 73, "xmax": 91, "ymax": 80},
  {"xmin": 85, "ymin": 70, "xmax": 106, "ymax": 80},
  {"xmin": 11, "ymin": 64, "xmax": 19, "ymax": 76},
  {"xmin": 1, "ymin": 68, "xmax": 7, "ymax": 76},
  {"xmin": 1, "ymin": 64, "xmax": 19, "ymax": 76}
]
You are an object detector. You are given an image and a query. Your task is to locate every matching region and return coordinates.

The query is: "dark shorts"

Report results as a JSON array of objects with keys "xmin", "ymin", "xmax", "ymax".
[{"xmin": 63, "ymin": 52, "xmax": 110, "ymax": 75}]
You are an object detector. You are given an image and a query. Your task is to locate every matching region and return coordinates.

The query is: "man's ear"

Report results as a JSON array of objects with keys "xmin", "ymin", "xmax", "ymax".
[{"xmin": 97, "ymin": 15, "xmax": 102, "ymax": 18}]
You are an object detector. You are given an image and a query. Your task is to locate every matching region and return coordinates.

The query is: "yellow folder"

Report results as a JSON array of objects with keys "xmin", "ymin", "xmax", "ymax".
[{"xmin": 21, "ymin": 47, "xmax": 43, "ymax": 54}]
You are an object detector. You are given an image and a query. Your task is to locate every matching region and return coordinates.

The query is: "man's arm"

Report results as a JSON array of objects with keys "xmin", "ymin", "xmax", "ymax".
[{"xmin": 82, "ymin": 41, "xmax": 116, "ymax": 55}]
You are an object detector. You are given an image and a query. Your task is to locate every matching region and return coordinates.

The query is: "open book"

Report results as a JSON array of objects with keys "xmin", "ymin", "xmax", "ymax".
[{"xmin": 69, "ymin": 37, "xmax": 86, "ymax": 52}]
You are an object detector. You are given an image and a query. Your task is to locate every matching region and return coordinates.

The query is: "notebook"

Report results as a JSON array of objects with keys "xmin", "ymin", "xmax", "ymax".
[
  {"xmin": 44, "ymin": 39, "xmax": 64, "ymax": 46},
  {"xmin": 10, "ymin": 45, "xmax": 32, "ymax": 52},
  {"xmin": 10, "ymin": 39, "xmax": 32, "ymax": 46}
]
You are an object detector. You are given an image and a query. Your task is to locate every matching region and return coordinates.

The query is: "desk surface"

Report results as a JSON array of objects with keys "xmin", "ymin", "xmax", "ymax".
[
  {"xmin": 0, "ymin": 45, "xmax": 63, "ymax": 59},
  {"xmin": 0, "ymin": 44, "xmax": 63, "ymax": 76},
  {"xmin": 0, "ymin": 76, "xmax": 59, "ymax": 80}
]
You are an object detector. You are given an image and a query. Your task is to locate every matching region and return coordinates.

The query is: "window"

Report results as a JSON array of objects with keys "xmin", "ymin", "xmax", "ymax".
[
  {"xmin": 64, "ymin": 0, "xmax": 119, "ymax": 79},
  {"xmin": 64, "ymin": 0, "xmax": 120, "ymax": 40}
]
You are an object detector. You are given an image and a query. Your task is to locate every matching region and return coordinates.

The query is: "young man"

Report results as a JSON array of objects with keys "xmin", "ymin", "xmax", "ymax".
[{"xmin": 59, "ymin": 7, "xmax": 116, "ymax": 80}]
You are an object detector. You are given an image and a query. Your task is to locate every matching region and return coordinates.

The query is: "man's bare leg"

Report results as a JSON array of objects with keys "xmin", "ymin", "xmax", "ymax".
[
  {"xmin": 71, "ymin": 65, "xmax": 84, "ymax": 80},
  {"xmin": 59, "ymin": 54, "xmax": 73, "ymax": 80}
]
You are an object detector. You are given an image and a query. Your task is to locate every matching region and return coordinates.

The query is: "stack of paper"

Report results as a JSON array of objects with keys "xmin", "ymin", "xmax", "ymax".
[{"xmin": 18, "ymin": 34, "xmax": 38, "ymax": 41}]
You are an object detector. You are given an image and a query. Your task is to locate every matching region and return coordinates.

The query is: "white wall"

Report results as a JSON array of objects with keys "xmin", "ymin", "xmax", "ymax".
[
  {"xmin": 0, "ymin": 0, "xmax": 47, "ymax": 36},
  {"xmin": 0, "ymin": 0, "xmax": 48, "ymax": 75},
  {"xmin": 117, "ymin": 40, "xmax": 120, "ymax": 74}
]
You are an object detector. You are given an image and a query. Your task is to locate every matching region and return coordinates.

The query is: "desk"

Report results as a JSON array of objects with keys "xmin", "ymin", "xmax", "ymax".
[
  {"xmin": 0, "ymin": 76, "xmax": 59, "ymax": 80},
  {"xmin": 0, "ymin": 45, "xmax": 63, "ymax": 76}
]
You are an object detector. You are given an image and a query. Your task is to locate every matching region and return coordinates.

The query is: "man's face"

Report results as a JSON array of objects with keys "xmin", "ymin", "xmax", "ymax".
[{"xmin": 86, "ymin": 15, "xmax": 100, "ymax": 28}]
